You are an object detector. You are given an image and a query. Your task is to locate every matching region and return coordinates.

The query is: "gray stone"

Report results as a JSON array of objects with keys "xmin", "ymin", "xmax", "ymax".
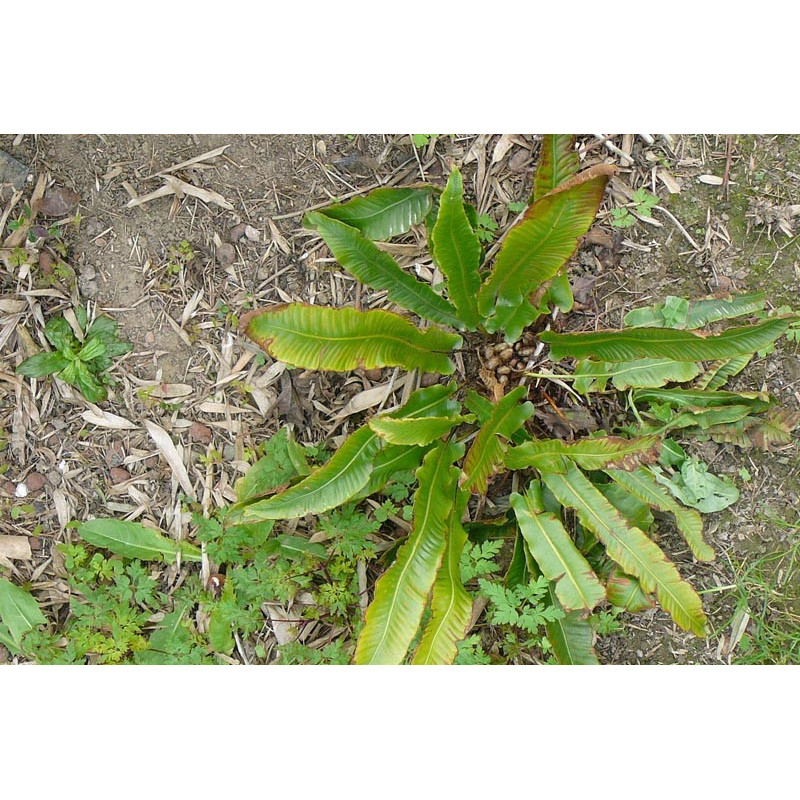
[{"xmin": 0, "ymin": 149, "xmax": 29, "ymax": 190}]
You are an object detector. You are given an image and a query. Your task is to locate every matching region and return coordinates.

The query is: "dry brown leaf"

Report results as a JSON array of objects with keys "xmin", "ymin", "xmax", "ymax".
[
  {"xmin": 262, "ymin": 602, "xmax": 300, "ymax": 645},
  {"xmin": 333, "ymin": 380, "xmax": 401, "ymax": 419},
  {"xmin": 491, "ymin": 134, "xmax": 516, "ymax": 164},
  {"xmin": 268, "ymin": 219, "xmax": 290, "ymax": 254},
  {"xmin": 155, "ymin": 145, "xmax": 230, "ymax": 176},
  {"xmin": 0, "ymin": 535, "xmax": 32, "ymax": 560},
  {"xmin": 144, "ymin": 421, "xmax": 196, "ymax": 500},
  {"xmin": 82, "ymin": 406, "xmax": 138, "ymax": 430}
]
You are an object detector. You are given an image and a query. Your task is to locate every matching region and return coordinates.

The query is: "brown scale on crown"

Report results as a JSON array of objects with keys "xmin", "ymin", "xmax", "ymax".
[{"xmin": 481, "ymin": 329, "xmax": 539, "ymax": 389}]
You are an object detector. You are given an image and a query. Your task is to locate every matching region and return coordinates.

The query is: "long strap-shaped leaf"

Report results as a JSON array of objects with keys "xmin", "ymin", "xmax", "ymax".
[
  {"xmin": 532, "ymin": 134, "xmax": 580, "ymax": 202},
  {"xmin": 511, "ymin": 531, "xmax": 599, "ymax": 664},
  {"xmin": 505, "ymin": 435, "xmax": 661, "ymax": 472},
  {"xmin": 307, "ymin": 186, "xmax": 434, "ymax": 241},
  {"xmin": 353, "ymin": 443, "xmax": 430, "ymax": 501},
  {"xmin": 411, "ymin": 489, "xmax": 473, "ymax": 664},
  {"xmin": 243, "ymin": 303, "xmax": 461, "ymax": 375},
  {"xmin": 624, "ymin": 291, "xmax": 767, "ymax": 329},
  {"xmin": 541, "ymin": 463, "xmax": 707, "ymax": 635},
  {"xmin": 605, "ymin": 467, "xmax": 714, "ymax": 561},
  {"xmin": 463, "ymin": 386, "xmax": 534, "ymax": 493},
  {"xmin": 430, "ymin": 168, "xmax": 482, "ymax": 329},
  {"xmin": 541, "ymin": 317, "xmax": 793, "ymax": 362},
  {"xmin": 572, "ymin": 358, "xmax": 701, "ymax": 392},
  {"xmin": 605, "ymin": 565, "xmax": 654, "ymax": 612},
  {"xmin": 355, "ymin": 440, "xmax": 464, "ymax": 664},
  {"xmin": 632, "ymin": 387, "xmax": 772, "ymax": 411},
  {"xmin": 369, "ymin": 415, "xmax": 468, "ymax": 446},
  {"xmin": 478, "ymin": 165, "xmax": 613, "ymax": 335},
  {"xmin": 511, "ymin": 484, "xmax": 605, "ymax": 612},
  {"xmin": 306, "ymin": 213, "xmax": 463, "ymax": 328},
  {"xmin": 78, "ymin": 519, "xmax": 202, "ymax": 562},
  {"xmin": 236, "ymin": 426, "xmax": 381, "ymax": 521}
]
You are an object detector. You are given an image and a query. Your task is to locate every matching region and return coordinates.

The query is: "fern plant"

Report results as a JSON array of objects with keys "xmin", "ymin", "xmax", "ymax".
[{"xmin": 233, "ymin": 135, "xmax": 796, "ymax": 664}]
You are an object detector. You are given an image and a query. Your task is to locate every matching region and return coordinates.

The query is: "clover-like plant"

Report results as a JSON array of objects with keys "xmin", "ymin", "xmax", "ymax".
[{"xmin": 234, "ymin": 135, "xmax": 795, "ymax": 664}]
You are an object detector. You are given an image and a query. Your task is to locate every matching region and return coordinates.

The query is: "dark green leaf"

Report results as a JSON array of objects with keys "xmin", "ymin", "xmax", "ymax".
[
  {"xmin": 16, "ymin": 351, "xmax": 70, "ymax": 378},
  {"xmin": 308, "ymin": 187, "xmax": 434, "ymax": 241},
  {"xmin": 77, "ymin": 518, "xmax": 202, "ymax": 562},
  {"xmin": 542, "ymin": 317, "xmax": 794, "ymax": 362},
  {"xmin": 304, "ymin": 213, "xmax": 463, "ymax": 328},
  {"xmin": 430, "ymin": 168, "xmax": 482, "ymax": 328}
]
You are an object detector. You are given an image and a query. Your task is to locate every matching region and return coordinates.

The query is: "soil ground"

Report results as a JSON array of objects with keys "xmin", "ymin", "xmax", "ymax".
[{"xmin": 1, "ymin": 133, "xmax": 798, "ymax": 665}]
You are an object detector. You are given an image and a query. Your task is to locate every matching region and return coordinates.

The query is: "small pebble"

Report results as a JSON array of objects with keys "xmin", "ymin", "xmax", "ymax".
[
  {"xmin": 1, "ymin": 480, "xmax": 15, "ymax": 496},
  {"xmin": 189, "ymin": 421, "xmax": 213, "ymax": 444},
  {"xmin": 228, "ymin": 223, "xmax": 247, "ymax": 242},
  {"xmin": 39, "ymin": 186, "xmax": 80, "ymax": 217},
  {"xmin": 24, "ymin": 472, "xmax": 46, "ymax": 493},
  {"xmin": 105, "ymin": 441, "xmax": 126, "ymax": 468},
  {"xmin": 215, "ymin": 243, "xmax": 236, "ymax": 267},
  {"xmin": 110, "ymin": 467, "xmax": 130, "ymax": 485}
]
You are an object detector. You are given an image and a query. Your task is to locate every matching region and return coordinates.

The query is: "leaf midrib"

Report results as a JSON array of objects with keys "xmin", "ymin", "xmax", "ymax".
[{"xmin": 368, "ymin": 450, "xmax": 453, "ymax": 663}]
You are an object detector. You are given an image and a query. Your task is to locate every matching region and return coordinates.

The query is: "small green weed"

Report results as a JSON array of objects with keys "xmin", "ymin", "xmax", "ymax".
[
  {"xmin": 610, "ymin": 187, "xmax": 660, "ymax": 228},
  {"xmin": 16, "ymin": 306, "xmax": 132, "ymax": 403}
]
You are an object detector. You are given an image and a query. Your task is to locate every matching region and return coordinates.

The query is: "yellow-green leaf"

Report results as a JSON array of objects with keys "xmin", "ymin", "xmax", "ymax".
[
  {"xmin": 243, "ymin": 303, "xmax": 461, "ymax": 375},
  {"xmin": 431, "ymin": 168, "xmax": 482, "ymax": 328},
  {"xmin": 308, "ymin": 186, "xmax": 434, "ymax": 241},
  {"xmin": 412, "ymin": 490, "xmax": 473, "ymax": 664},
  {"xmin": 478, "ymin": 165, "xmax": 613, "ymax": 336},
  {"xmin": 236, "ymin": 426, "xmax": 380, "ymax": 521},
  {"xmin": 506, "ymin": 435, "xmax": 661, "ymax": 472},
  {"xmin": 605, "ymin": 467, "xmax": 714, "ymax": 561},
  {"xmin": 77, "ymin": 519, "xmax": 202, "ymax": 562},
  {"xmin": 0, "ymin": 578, "xmax": 47, "ymax": 645},
  {"xmin": 463, "ymin": 386, "xmax": 534, "ymax": 493},
  {"xmin": 542, "ymin": 464, "xmax": 707, "ymax": 636},
  {"xmin": 369, "ymin": 415, "xmax": 467, "ymax": 446},
  {"xmin": 532, "ymin": 134, "xmax": 580, "ymax": 201},
  {"xmin": 356, "ymin": 440, "xmax": 464, "ymax": 664},
  {"xmin": 511, "ymin": 484, "xmax": 605, "ymax": 612},
  {"xmin": 542, "ymin": 317, "xmax": 793, "ymax": 362}
]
